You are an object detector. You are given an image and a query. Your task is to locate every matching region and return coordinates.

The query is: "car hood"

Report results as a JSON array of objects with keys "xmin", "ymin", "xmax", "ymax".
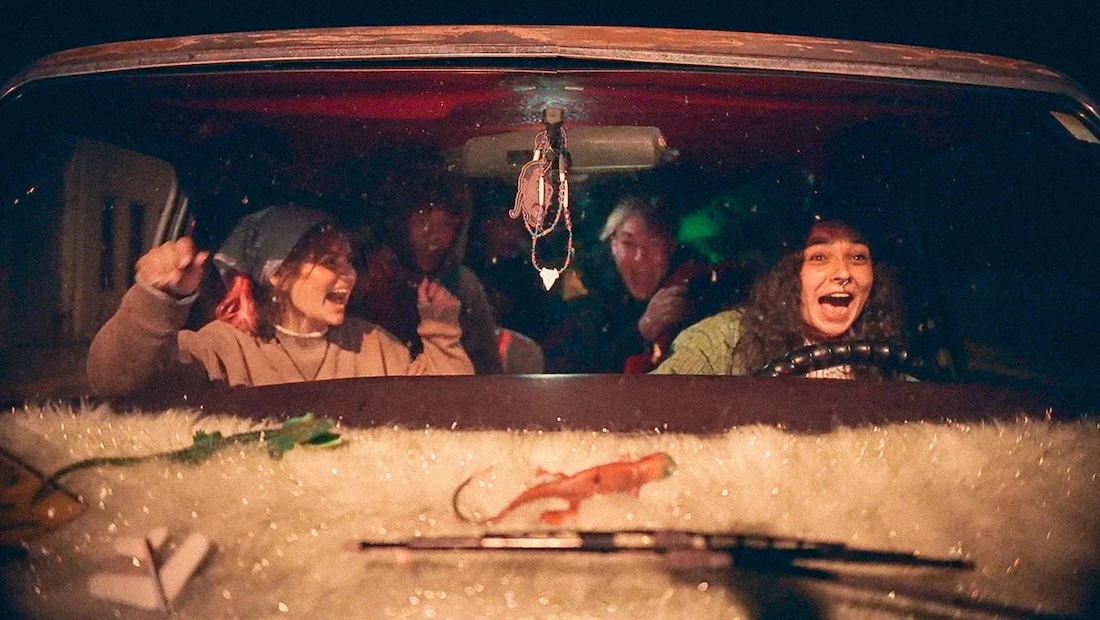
[{"xmin": 1, "ymin": 403, "xmax": 1097, "ymax": 618}]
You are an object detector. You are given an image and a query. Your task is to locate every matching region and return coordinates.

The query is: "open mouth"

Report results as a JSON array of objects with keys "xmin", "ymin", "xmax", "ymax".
[
  {"xmin": 818, "ymin": 292, "xmax": 853, "ymax": 307},
  {"xmin": 817, "ymin": 292, "xmax": 854, "ymax": 320},
  {"xmin": 325, "ymin": 289, "xmax": 350, "ymax": 305}
]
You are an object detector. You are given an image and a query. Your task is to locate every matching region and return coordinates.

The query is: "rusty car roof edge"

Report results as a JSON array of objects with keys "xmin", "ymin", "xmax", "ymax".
[
  {"xmin": 4, "ymin": 45, "xmax": 1088, "ymax": 94},
  {"xmin": 3, "ymin": 26, "xmax": 1096, "ymax": 115}
]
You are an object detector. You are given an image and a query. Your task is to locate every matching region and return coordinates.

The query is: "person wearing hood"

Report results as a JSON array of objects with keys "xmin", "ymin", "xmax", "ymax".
[
  {"xmin": 87, "ymin": 204, "xmax": 473, "ymax": 397},
  {"xmin": 350, "ymin": 162, "xmax": 502, "ymax": 375}
]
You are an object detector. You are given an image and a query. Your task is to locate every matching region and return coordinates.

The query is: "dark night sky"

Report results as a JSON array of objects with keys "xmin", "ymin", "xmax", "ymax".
[{"xmin": 3, "ymin": 1, "xmax": 1100, "ymax": 97}]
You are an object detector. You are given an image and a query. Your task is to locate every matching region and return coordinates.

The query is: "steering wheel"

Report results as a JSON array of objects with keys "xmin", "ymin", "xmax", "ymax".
[{"xmin": 754, "ymin": 341, "xmax": 949, "ymax": 382}]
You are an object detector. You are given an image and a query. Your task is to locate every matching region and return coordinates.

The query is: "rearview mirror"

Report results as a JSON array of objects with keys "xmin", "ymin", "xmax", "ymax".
[{"xmin": 460, "ymin": 126, "xmax": 670, "ymax": 179}]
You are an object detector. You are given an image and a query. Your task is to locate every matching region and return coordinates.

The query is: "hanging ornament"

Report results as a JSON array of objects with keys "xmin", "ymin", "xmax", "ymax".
[
  {"xmin": 539, "ymin": 267, "xmax": 561, "ymax": 290},
  {"xmin": 509, "ymin": 108, "xmax": 573, "ymax": 290}
]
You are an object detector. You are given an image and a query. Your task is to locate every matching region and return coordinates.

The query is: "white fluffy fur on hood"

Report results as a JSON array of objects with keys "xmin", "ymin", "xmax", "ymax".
[{"xmin": 2, "ymin": 403, "xmax": 1098, "ymax": 619}]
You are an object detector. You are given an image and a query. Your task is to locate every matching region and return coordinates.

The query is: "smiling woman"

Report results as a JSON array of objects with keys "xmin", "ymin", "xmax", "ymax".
[
  {"xmin": 654, "ymin": 219, "xmax": 904, "ymax": 377},
  {"xmin": 85, "ymin": 204, "xmax": 474, "ymax": 397},
  {"xmin": 799, "ymin": 221, "xmax": 875, "ymax": 342}
]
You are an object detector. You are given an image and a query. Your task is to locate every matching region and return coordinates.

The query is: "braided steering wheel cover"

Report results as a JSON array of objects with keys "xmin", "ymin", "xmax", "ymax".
[{"xmin": 754, "ymin": 341, "xmax": 946, "ymax": 381}]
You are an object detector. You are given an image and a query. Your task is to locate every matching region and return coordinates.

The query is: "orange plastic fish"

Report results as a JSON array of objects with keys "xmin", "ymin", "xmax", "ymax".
[{"xmin": 452, "ymin": 452, "xmax": 676, "ymax": 526}]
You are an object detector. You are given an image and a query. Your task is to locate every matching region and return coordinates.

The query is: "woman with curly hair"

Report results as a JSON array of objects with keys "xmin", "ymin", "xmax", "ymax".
[{"xmin": 653, "ymin": 219, "xmax": 905, "ymax": 378}]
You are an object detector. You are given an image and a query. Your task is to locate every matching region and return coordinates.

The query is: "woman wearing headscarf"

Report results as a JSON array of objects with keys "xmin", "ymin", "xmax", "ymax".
[
  {"xmin": 653, "ymin": 219, "xmax": 905, "ymax": 378},
  {"xmin": 87, "ymin": 204, "xmax": 473, "ymax": 397}
]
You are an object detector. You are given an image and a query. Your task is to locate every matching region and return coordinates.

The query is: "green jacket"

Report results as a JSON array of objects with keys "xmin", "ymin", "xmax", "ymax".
[{"xmin": 652, "ymin": 309, "xmax": 748, "ymax": 375}]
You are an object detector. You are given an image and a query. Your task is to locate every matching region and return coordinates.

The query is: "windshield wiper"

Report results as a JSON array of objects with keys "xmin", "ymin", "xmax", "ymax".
[
  {"xmin": 352, "ymin": 531, "xmax": 1084, "ymax": 619},
  {"xmin": 351, "ymin": 529, "xmax": 972, "ymax": 570}
]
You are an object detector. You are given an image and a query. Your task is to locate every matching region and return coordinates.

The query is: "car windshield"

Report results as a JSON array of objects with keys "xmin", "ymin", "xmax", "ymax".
[
  {"xmin": 2, "ymin": 65, "xmax": 1099, "ymax": 399},
  {"xmin": 1, "ymin": 32, "xmax": 1100, "ymax": 619}
]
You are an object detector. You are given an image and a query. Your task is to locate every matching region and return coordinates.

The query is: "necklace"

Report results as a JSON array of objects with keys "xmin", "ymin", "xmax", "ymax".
[
  {"xmin": 509, "ymin": 117, "xmax": 574, "ymax": 291},
  {"xmin": 276, "ymin": 324, "xmax": 328, "ymax": 339},
  {"xmin": 275, "ymin": 331, "xmax": 330, "ymax": 382}
]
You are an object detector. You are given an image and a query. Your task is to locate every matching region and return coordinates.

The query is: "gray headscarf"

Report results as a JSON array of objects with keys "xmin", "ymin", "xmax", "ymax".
[{"xmin": 213, "ymin": 205, "xmax": 333, "ymax": 286}]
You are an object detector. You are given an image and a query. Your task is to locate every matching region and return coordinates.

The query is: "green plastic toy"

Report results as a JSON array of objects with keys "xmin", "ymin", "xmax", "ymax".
[{"xmin": 35, "ymin": 413, "xmax": 342, "ymax": 501}]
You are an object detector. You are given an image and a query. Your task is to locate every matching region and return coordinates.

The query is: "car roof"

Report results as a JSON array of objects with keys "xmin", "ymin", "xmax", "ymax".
[{"xmin": 4, "ymin": 25, "xmax": 1096, "ymax": 112}]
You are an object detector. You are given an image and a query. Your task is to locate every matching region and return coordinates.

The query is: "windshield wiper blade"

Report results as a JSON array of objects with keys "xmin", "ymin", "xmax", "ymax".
[
  {"xmin": 351, "ymin": 530, "xmax": 973, "ymax": 570},
  {"xmin": 352, "ymin": 531, "xmax": 1086, "ymax": 618}
]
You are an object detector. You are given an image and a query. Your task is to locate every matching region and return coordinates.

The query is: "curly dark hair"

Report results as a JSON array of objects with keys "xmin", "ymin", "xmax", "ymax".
[{"xmin": 731, "ymin": 250, "xmax": 906, "ymax": 378}]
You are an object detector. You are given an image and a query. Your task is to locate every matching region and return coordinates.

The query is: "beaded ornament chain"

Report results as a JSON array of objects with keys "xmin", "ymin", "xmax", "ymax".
[{"xmin": 509, "ymin": 112, "xmax": 573, "ymax": 290}]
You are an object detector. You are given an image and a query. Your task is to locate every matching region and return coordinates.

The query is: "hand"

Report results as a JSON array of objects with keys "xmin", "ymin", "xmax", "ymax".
[
  {"xmin": 417, "ymin": 278, "xmax": 461, "ymax": 321},
  {"xmin": 638, "ymin": 284, "xmax": 690, "ymax": 342},
  {"xmin": 135, "ymin": 238, "xmax": 209, "ymax": 297}
]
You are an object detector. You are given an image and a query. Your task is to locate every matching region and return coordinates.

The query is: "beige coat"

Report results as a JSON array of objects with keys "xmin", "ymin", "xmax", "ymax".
[{"xmin": 88, "ymin": 284, "xmax": 473, "ymax": 397}]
